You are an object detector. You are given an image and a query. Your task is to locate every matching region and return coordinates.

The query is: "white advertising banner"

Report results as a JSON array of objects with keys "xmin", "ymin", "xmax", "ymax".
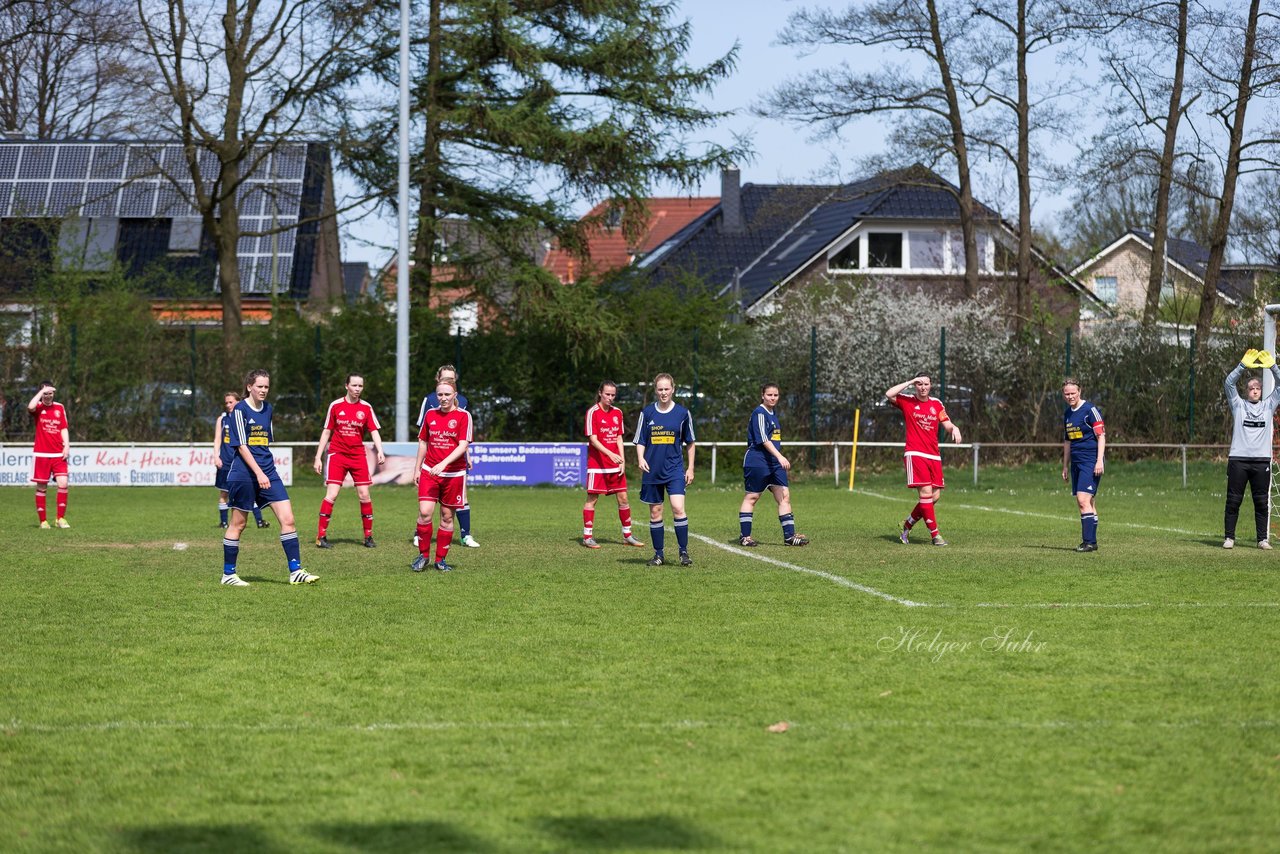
[{"xmin": 0, "ymin": 446, "xmax": 293, "ymax": 486}]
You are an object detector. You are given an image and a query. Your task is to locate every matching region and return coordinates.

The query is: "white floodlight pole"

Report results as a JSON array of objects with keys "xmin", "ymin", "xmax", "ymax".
[
  {"xmin": 395, "ymin": 0, "xmax": 411, "ymax": 441},
  {"xmin": 1265, "ymin": 304, "xmax": 1280, "ymax": 398},
  {"xmin": 1264, "ymin": 304, "xmax": 1280, "ymax": 538}
]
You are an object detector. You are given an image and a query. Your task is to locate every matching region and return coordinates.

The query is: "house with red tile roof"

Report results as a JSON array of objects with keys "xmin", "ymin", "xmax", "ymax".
[{"xmin": 543, "ymin": 197, "xmax": 718, "ymax": 284}]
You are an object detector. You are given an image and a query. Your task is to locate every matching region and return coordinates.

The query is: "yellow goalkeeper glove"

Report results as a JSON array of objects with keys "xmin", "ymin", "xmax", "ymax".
[
  {"xmin": 1242, "ymin": 348, "xmax": 1262, "ymax": 368},
  {"xmin": 1258, "ymin": 350, "xmax": 1276, "ymax": 369}
]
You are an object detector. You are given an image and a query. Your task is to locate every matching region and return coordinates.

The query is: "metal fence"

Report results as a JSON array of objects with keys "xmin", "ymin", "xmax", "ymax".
[{"xmin": 701, "ymin": 441, "xmax": 1230, "ymax": 488}]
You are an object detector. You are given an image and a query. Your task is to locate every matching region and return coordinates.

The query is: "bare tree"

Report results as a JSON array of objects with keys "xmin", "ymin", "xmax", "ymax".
[
  {"xmin": 133, "ymin": 0, "xmax": 380, "ymax": 359},
  {"xmin": 0, "ymin": 0, "xmax": 157, "ymax": 137},
  {"xmin": 1191, "ymin": 0, "xmax": 1280, "ymax": 355},
  {"xmin": 757, "ymin": 0, "xmax": 986, "ymax": 298},
  {"xmin": 1081, "ymin": 0, "xmax": 1201, "ymax": 323},
  {"xmin": 966, "ymin": 0, "xmax": 1093, "ymax": 332}
]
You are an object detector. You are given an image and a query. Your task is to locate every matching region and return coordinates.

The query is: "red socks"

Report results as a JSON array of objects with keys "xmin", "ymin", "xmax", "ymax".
[
  {"xmin": 35, "ymin": 492, "xmax": 47, "ymax": 523},
  {"xmin": 360, "ymin": 501, "xmax": 373, "ymax": 538},
  {"xmin": 317, "ymin": 499, "xmax": 334, "ymax": 538},
  {"xmin": 619, "ymin": 507, "xmax": 633, "ymax": 535},
  {"xmin": 435, "ymin": 528, "xmax": 453, "ymax": 562},
  {"xmin": 919, "ymin": 500, "xmax": 939, "ymax": 537},
  {"xmin": 583, "ymin": 508, "xmax": 595, "ymax": 537},
  {"xmin": 417, "ymin": 522, "xmax": 433, "ymax": 557}
]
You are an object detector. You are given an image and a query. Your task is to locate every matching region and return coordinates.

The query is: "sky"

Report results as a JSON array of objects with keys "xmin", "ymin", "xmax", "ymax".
[
  {"xmin": 336, "ymin": 0, "xmax": 1105, "ymax": 269},
  {"xmin": 337, "ymin": 0, "xmax": 861, "ymax": 268}
]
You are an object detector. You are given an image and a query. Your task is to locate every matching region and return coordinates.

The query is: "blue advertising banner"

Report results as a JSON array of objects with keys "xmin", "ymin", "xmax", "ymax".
[{"xmin": 375, "ymin": 442, "xmax": 585, "ymax": 487}]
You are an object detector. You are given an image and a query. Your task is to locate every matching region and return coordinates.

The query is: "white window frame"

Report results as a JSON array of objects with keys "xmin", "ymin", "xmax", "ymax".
[{"xmin": 827, "ymin": 226, "xmax": 1008, "ymax": 276}]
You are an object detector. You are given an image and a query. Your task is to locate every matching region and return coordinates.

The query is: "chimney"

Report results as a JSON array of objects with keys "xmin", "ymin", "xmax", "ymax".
[{"xmin": 721, "ymin": 166, "xmax": 742, "ymax": 233}]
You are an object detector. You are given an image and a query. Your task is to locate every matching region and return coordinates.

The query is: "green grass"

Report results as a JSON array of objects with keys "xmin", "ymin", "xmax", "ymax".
[{"xmin": 2, "ymin": 461, "xmax": 1278, "ymax": 852}]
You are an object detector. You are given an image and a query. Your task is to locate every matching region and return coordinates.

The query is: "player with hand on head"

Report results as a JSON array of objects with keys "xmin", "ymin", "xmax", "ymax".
[
  {"xmin": 220, "ymin": 369, "xmax": 318, "ymax": 586},
  {"xmin": 1222, "ymin": 350, "xmax": 1280, "ymax": 549},
  {"xmin": 1061, "ymin": 379, "xmax": 1105, "ymax": 553},
  {"xmin": 634, "ymin": 373, "xmax": 697, "ymax": 567},
  {"xmin": 27, "ymin": 381, "xmax": 70, "ymax": 529},
  {"xmin": 885, "ymin": 373, "xmax": 961, "ymax": 546},
  {"xmin": 416, "ymin": 364, "xmax": 478, "ymax": 548},
  {"xmin": 738, "ymin": 383, "xmax": 808, "ymax": 547},
  {"xmin": 581, "ymin": 380, "xmax": 644, "ymax": 549},
  {"xmin": 214, "ymin": 391, "xmax": 268, "ymax": 529},
  {"xmin": 314, "ymin": 374, "xmax": 386, "ymax": 549}
]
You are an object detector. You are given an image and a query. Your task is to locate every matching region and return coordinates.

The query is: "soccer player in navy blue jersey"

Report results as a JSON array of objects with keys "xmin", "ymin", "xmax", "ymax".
[
  {"xmin": 633, "ymin": 373, "xmax": 696, "ymax": 567},
  {"xmin": 738, "ymin": 383, "xmax": 808, "ymax": 547},
  {"xmin": 213, "ymin": 391, "xmax": 266, "ymax": 529},
  {"xmin": 220, "ymin": 369, "xmax": 318, "ymax": 586},
  {"xmin": 1061, "ymin": 379, "xmax": 1105, "ymax": 553},
  {"xmin": 415, "ymin": 364, "xmax": 478, "ymax": 548}
]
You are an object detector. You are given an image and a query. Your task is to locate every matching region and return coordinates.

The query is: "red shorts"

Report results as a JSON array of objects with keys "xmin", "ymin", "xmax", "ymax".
[
  {"xmin": 32, "ymin": 456, "xmax": 68, "ymax": 484},
  {"xmin": 323, "ymin": 451, "xmax": 371, "ymax": 486},
  {"xmin": 418, "ymin": 470, "xmax": 466, "ymax": 508},
  {"xmin": 905, "ymin": 454, "xmax": 944, "ymax": 489},
  {"xmin": 586, "ymin": 469, "xmax": 628, "ymax": 495}
]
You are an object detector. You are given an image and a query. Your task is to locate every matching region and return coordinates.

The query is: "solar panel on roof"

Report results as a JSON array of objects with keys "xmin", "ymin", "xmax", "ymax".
[
  {"xmin": 156, "ymin": 185, "xmax": 195, "ymax": 217},
  {"xmin": 17, "ymin": 147, "xmax": 55, "ymax": 180},
  {"xmin": 273, "ymin": 147, "xmax": 306, "ymax": 180},
  {"xmin": 161, "ymin": 145, "xmax": 187, "ymax": 174},
  {"xmin": 90, "ymin": 146, "xmax": 125, "ymax": 179},
  {"xmin": 83, "ymin": 182, "xmax": 118, "ymax": 216},
  {"xmin": 119, "ymin": 182, "xmax": 157, "ymax": 217},
  {"xmin": 53, "ymin": 146, "xmax": 93, "ymax": 180},
  {"xmin": 47, "ymin": 183, "xmax": 84, "ymax": 217},
  {"xmin": 237, "ymin": 185, "xmax": 265, "ymax": 217},
  {"xmin": 125, "ymin": 146, "xmax": 164, "ymax": 180},
  {"xmin": 0, "ymin": 182, "xmax": 11, "ymax": 215},
  {"xmin": 13, "ymin": 182, "xmax": 48, "ymax": 215},
  {"xmin": 0, "ymin": 148, "xmax": 17, "ymax": 180}
]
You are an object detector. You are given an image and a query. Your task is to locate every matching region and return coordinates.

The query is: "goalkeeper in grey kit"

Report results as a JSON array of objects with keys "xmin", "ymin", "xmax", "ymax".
[{"xmin": 1223, "ymin": 349, "xmax": 1280, "ymax": 549}]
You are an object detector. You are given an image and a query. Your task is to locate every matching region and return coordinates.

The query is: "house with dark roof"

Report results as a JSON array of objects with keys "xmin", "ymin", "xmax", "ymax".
[
  {"xmin": 543, "ymin": 197, "xmax": 718, "ymax": 284},
  {"xmin": 638, "ymin": 166, "xmax": 1107, "ymax": 324},
  {"xmin": 0, "ymin": 139, "xmax": 345, "ymax": 324},
  {"xmin": 1069, "ymin": 229, "xmax": 1277, "ymax": 315}
]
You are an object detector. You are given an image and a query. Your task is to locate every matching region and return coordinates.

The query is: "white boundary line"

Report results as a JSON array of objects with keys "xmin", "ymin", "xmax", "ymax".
[
  {"xmin": 685, "ymin": 499, "xmax": 1280, "ymax": 610},
  {"xmin": 689, "ymin": 532, "xmax": 932, "ymax": 607},
  {"xmin": 6, "ymin": 717, "xmax": 1276, "ymax": 734},
  {"xmin": 856, "ymin": 488, "xmax": 1211, "ymax": 537}
]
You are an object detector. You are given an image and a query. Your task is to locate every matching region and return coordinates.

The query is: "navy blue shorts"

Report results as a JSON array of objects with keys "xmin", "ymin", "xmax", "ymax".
[
  {"xmin": 214, "ymin": 466, "xmax": 229, "ymax": 491},
  {"xmin": 1069, "ymin": 460, "xmax": 1101, "ymax": 496},
  {"xmin": 640, "ymin": 477, "xmax": 686, "ymax": 505},
  {"xmin": 744, "ymin": 464, "xmax": 788, "ymax": 494},
  {"xmin": 227, "ymin": 475, "xmax": 289, "ymax": 511}
]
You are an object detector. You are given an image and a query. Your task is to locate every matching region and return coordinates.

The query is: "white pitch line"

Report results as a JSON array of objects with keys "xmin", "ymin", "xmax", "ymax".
[
  {"xmin": 6, "ymin": 717, "xmax": 1277, "ymax": 734},
  {"xmin": 856, "ymin": 488, "xmax": 1210, "ymax": 537},
  {"xmin": 970, "ymin": 602, "xmax": 1280, "ymax": 609},
  {"xmin": 688, "ymin": 532, "xmax": 932, "ymax": 608}
]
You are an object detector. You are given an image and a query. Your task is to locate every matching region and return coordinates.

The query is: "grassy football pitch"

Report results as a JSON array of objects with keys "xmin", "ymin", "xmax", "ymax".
[{"xmin": 2, "ymin": 461, "xmax": 1278, "ymax": 852}]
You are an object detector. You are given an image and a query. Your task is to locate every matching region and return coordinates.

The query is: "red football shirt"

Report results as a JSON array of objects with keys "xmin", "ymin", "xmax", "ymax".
[
  {"xmin": 584, "ymin": 403, "xmax": 626, "ymax": 472},
  {"xmin": 891, "ymin": 394, "xmax": 949, "ymax": 460},
  {"xmin": 323, "ymin": 397, "xmax": 380, "ymax": 457},
  {"xmin": 417, "ymin": 407, "xmax": 472, "ymax": 472},
  {"xmin": 32, "ymin": 402, "xmax": 68, "ymax": 456}
]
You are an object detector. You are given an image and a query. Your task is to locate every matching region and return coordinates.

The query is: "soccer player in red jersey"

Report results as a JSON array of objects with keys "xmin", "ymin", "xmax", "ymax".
[
  {"xmin": 27, "ymin": 381, "xmax": 70, "ymax": 529},
  {"xmin": 313, "ymin": 374, "xmax": 386, "ymax": 549},
  {"xmin": 412, "ymin": 381, "xmax": 472, "ymax": 572},
  {"xmin": 885, "ymin": 373, "xmax": 962, "ymax": 546},
  {"xmin": 581, "ymin": 380, "xmax": 645, "ymax": 549}
]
